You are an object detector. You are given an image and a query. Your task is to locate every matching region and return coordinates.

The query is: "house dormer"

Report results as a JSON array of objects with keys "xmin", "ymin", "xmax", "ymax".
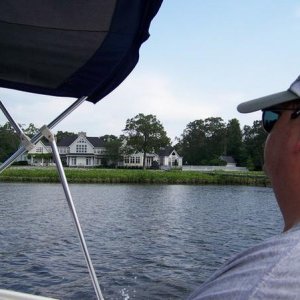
[
  {"xmin": 68, "ymin": 133, "xmax": 93, "ymax": 154},
  {"xmin": 76, "ymin": 137, "xmax": 88, "ymax": 153}
]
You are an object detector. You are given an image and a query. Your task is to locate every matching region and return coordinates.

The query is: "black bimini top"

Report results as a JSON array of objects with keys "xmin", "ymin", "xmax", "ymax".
[{"xmin": 0, "ymin": 0, "xmax": 162, "ymax": 103}]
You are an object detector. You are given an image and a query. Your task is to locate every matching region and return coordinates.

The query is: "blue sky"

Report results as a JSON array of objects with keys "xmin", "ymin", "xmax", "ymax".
[{"xmin": 1, "ymin": 1, "xmax": 300, "ymax": 143}]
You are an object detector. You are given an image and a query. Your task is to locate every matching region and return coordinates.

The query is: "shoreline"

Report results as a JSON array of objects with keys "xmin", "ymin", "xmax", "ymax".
[{"xmin": 0, "ymin": 167, "xmax": 270, "ymax": 186}]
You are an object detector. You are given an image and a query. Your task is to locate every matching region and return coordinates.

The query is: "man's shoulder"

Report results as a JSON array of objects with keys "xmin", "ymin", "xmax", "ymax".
[
  {"xmin": 188, "ymin": 226, "xmax": 300, "ymax": 299},
  {"xmin": 226, "ymin": 224, "xmax": 300, "ymax": 267}
]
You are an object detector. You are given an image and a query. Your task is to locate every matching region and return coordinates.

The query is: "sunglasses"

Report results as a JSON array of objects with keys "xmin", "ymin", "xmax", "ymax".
[{"xmin": 262, "ymin": 108, "xmax": 300, "ymax": 133}]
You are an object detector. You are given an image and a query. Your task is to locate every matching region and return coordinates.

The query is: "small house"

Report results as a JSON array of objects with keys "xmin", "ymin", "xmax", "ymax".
[{"xmin": 158, "ymin": 147, "xmax": 182, "ymax": 169}]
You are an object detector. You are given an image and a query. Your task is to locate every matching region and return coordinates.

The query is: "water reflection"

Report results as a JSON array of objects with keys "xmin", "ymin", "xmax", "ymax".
[{"xmin": 0, "ymin": 183, "xmax": 282, "ymax": 299}]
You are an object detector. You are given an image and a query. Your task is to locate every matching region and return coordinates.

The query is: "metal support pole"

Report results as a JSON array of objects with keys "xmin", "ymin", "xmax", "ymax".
[
  {"xmin": 0, "ymin": 101, "xmax": 24, "ymax": 136},
  {"xmin": 0, "ymin": 97, "xmax": 104, "ymax": 299},
  {"xmin": 0, "ymin": 96, "xmax": 87, "ymax": 173},
  {"xmin": 41, "ymin": 125, "xmax": 104, "ymax": 300}
]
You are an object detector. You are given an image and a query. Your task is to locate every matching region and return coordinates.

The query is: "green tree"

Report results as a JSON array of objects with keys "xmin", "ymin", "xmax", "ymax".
[
  {"xmin": 100, "ymin": 135, "xmax": 123, "ymax": 167},
  {"xmin": 225, "ymin": 118, "xmax": 243, "ymax": 164},
  {"xmin": 242, "ymin": 120, "xmax": 267, "ymax": 170},
  {"xmin": 23, "ymin": 123, "xmax": 39, "ymax": 138},
  {"xmin": 0, "ymin": 122, "xmax": 19, "ymax": 162},
  {"xmin": 175, "ymin": 119, "xmax": 206, "ymax": 165},
  {"xmin": 176, "ymin": 117, "xmax": 226, "ymax": 165},
  {"xmin": 204, "ymin": 117, "xmax": 226, "ymax": 163},
  {"xmin": 55, "ymin": 131, "xmax": 76, "ymax": 143},
  {"xmin": 123, "ymin": 113, "xmax": 170, "ymax": 169}
]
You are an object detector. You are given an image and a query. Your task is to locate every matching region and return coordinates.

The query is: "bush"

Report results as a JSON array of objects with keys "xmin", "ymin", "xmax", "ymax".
[
  {"xmin": 150, "ymin": 161, "xmax": 159, "ymax": 169},
  {"xmin": 12, "ymin": 160, "xmax": 29, "ymax": 166}
]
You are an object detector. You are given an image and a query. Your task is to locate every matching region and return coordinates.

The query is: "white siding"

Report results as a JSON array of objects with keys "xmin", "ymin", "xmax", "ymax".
[
  {"xmin": 28, "ymin": 141, "xmax": 49, "ymax": 154},
  {"xmin": 123, "ymin": 153, "xmax": 159, "ymax": 167}
]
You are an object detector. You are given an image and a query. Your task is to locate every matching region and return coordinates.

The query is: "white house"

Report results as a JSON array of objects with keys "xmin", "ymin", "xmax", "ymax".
[
  {"xmin": 25, "ymin": 140, "xmax": 53, "ymax": 166},
  {"xmin": 20, "ymin": 132, "xmax": 183, "ymax": 169},
  {"xmin": 57, "ymin": 132, "xmax": 107, "ymax": 167},
  {"xmin": 158, "ymin": 147, "xmax": 182, "ymax": 169},
  {"xmin": 122, "ymin": 152, "xmax": 159, "ymax": 168},
  {"xmin": 122, "ymin": 147, "xmax": 183, "ymax": 169}
]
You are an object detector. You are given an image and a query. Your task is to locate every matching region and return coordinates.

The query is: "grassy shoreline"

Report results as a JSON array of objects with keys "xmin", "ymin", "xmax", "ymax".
[{"xmin": 0, "ymin": 167, "xmax": 271, "ymax": 186}]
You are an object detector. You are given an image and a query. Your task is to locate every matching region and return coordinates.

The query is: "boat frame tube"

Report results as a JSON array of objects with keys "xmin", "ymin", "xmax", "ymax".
[{"xmin": 0, "ymin": 97, "xmax": 104, "ymax": 300}]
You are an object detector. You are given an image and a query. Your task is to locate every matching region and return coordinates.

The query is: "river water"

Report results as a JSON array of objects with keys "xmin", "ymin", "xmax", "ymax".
[{"xmin": 0, "ymin": 183, "xmax": 282, "ymax": 299}]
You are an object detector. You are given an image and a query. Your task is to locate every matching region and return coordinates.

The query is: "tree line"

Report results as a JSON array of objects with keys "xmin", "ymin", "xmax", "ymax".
[
  {"xmin": 175, "ymin": 117, "xmax": 267, "ymax": 170},
  {"xmin": 0, "ymin": 114, "xmax": 267, "ymax": 170}
]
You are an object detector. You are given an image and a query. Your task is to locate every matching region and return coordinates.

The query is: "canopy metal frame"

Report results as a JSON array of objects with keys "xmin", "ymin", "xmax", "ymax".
[{"xmin": 0, "ymin": 97, "xmax": 104, "ymax": 300}]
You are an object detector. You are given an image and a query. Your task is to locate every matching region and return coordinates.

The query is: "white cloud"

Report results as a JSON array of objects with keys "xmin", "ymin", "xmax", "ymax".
[{"xmin": 0, "ymin": 70, "xmax": 260, "ymax": 145}]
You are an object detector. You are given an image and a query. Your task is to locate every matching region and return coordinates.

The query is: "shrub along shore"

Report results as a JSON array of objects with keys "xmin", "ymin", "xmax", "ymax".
[{"xmin": 0, "ymin": 167, "xmax": 270, "ymax": 187}]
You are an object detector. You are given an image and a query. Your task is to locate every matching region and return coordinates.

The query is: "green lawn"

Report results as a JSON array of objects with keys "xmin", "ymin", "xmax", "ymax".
[{"xmin": 0, "ymin": 167, "xmax": 270, "ymax": 186}]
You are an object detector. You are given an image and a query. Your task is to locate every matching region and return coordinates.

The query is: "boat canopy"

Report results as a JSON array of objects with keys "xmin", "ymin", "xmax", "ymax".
[
  {"xmin": 0, "ymin": 3, "xmax": 163, "ymax": 299},
  {"xmin": 0, "ymin": 0, "xmax": 162, "ymax": 103}
]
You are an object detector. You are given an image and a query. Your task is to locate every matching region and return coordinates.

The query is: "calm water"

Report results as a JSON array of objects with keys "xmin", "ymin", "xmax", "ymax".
[{"xmin": 0, "ymin": 183, "xmax": 282, "ymax": 299}]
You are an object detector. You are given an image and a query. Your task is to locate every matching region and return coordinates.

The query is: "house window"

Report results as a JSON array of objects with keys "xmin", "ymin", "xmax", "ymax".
[
  {"xmin": 130, "ymin": 156, "xmax": 135, "ymax": 164},
  {"xmin": 36, "ymin": 147, "xmax": 43, "ymax": 153},
  {"xmin": 76, "ymin": 144, "xmax": 87, "ymax": 153},
  {"xmin": 95, "ymin": 148, "xmax": 105, "ymax": 154},
  {"xmin": 124, "ymin": 157, "xmax": 129, "ymax": 163},
  {"xmin": 136, "ymin": 157, "xmax": 140, "ymax": 164},
  {"xmin": 71, "ymin": 158, "xmax": 77, "ymax": 165},
  {"xmin": 86, "ymin": 158, "xmax": 91, "ymax": 166},
  {"xmin": 78, "ymin": 138, "xmax": 86, "ymax": 144},
  {"xmin": 146, "ymin": 157, "xmax": 152, "ymax": 166}
]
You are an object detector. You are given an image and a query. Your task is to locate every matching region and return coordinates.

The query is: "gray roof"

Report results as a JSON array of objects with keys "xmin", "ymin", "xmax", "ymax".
[
  {"xmin": 158, "ymin": 146, "xmax": 177, "ymax": 157},
  {"xmin": 57, "ymin": 136, "xmax": 106, "ymax": 147},
  {"xmin": 57, "ymin": 136, "xmax": 77, "ymax": 147},
  {"xmin": 87, "ymin": 137, "xmax": 106, "ymax": 147}
]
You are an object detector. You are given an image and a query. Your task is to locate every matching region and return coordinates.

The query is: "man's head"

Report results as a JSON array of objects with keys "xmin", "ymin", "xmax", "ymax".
[
  {"xmin": 237, "ymin": 76, "xmax": 300, "ymax": 174},
  {"xmin": 237, "ymin": 76, "xmax": 300, "ymax": 231},
  {"xmin": 237, "ymin": 75, "xmax": 300, "ymax": 137}
]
